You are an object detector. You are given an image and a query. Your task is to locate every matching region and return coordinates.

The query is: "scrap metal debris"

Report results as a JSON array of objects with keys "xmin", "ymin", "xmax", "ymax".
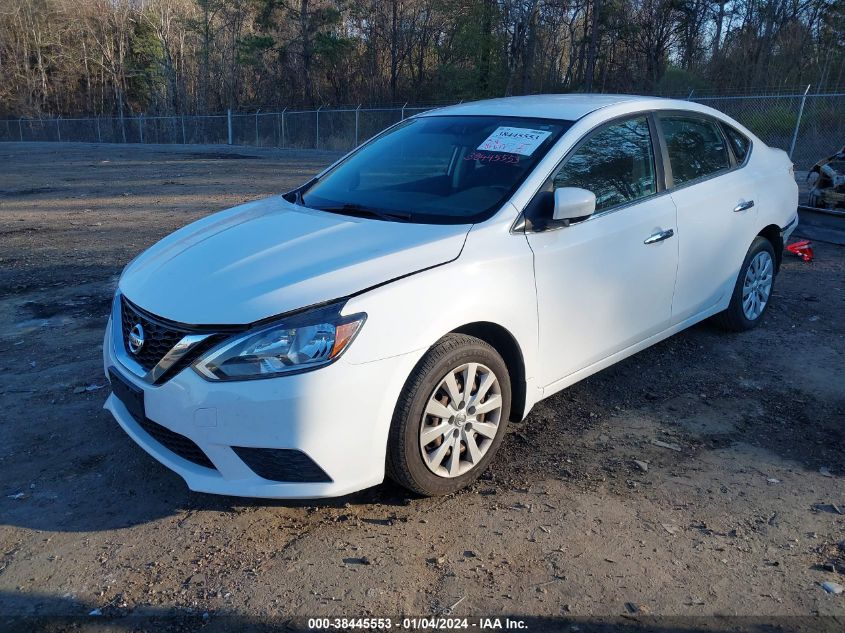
[{"xmin": 807, "ymin": 146, "xmax": 845, "ymax": 211}]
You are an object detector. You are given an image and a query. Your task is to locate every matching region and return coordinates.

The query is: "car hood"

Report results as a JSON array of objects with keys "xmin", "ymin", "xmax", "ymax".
[{"xmin": 119, "ymin": 196, "xmax": 469, "ymax": 325}]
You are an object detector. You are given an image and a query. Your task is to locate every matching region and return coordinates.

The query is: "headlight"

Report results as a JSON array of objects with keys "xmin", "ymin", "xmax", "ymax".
[{"xmin": 193, "ymin": 303, "xmax": 365, "ymax": 381}]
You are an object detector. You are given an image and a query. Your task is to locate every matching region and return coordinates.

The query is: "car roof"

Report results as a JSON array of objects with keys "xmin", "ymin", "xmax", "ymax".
[{"xmin": 419, "ymin": 94, "xmax": 654, "ymax": 121}]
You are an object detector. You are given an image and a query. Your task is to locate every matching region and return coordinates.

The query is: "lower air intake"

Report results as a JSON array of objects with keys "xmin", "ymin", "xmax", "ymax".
[
  {"xmin": 232, "ymin": 447, "xmax": 332, "ymax": 483},
  {"xmin": 136, "ymin": 417, "xmax": 216, "ymax": 470}
]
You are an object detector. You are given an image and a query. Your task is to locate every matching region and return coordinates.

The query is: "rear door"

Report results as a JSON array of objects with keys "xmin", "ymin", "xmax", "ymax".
[
  {"xmin": 526, "ymin": 115, "xmax": 679, "ymax": 387},
  {"xmin": 657, "ymin": 113, "xmax": 759, "ymax": 323}
]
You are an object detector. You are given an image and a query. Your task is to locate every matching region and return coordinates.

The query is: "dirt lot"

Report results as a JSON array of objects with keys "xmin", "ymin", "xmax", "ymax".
[{"xmin": 1, "ymin": 143, "xmax": 844, "ymax": 630}]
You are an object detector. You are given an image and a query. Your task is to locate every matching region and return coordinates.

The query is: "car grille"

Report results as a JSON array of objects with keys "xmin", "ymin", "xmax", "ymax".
[
  {"xmin": 136, "ymin": 416, "xmax": 216, "ymax": 470},
  {"xmin": 120, "ymin": 296, "xmax": 187, "ymax": 372}
]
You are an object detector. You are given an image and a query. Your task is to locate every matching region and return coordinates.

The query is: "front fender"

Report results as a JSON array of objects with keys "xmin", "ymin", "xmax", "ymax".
[{"xmin": 341, "ymin": 212, "xmax": 540, "ymax": 413}]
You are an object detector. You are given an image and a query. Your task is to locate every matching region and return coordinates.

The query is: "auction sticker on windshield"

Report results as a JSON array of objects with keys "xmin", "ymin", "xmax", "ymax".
[{"xmin": 477, "ymin": 127, "xmax": 552, "ymax": 156}]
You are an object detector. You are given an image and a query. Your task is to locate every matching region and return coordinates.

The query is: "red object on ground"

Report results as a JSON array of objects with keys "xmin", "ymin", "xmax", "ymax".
[{"xmin": 786, "ymin": 240, "xmax": 814, "ymax": 262}]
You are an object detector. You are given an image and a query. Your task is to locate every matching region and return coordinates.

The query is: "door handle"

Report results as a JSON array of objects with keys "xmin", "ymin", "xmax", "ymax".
[
  {"xmin": 733, "ymin": 200, "xmax": 755, "ymax": 212},
  {"xmin": 644, "ymin": 229, "xmax": 674, "ymax": 244}
]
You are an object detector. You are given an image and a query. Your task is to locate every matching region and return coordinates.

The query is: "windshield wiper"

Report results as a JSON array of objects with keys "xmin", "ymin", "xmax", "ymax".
[{"xmin": 313, "ymin": 203, "xmax": 413, "ymax": 223}]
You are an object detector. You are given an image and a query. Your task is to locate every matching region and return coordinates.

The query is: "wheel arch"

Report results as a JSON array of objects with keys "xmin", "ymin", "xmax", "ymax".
[
  {"xmin": 757, "ymin": 224, "xmax": 783, "ymax": 272},
  {"xmin": 450, "ymin": 321, "xmax": 527, "ymax": 422}
]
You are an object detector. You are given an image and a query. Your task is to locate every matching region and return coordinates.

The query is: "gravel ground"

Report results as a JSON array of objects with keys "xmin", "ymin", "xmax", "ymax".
[{"xmin": 0, "ymin": 143, "xmax": 844, "ymax": 631}]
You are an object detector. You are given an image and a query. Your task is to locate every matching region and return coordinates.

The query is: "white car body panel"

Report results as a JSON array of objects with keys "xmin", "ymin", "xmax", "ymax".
[
  {"xmin": 527, "ymin": 194, "xmax": 679, "ymax": 386},
  {"xmin": 119, "ymin": 196, "xmax": 469, "ymax": 325},
  {"xmin": 341, "ymin": 207, "xmax": 542, "ymax": 414},
  {"xmin": 105, "ymin": 94, "xmax": 799, "ymax": 498},
  {"xmin": 669, "ymin": 166, "xmax": 760, "ymax": 322},
  {"xmin": 103, "ymin": 319, "xmax": 421, "ymax": 498}
]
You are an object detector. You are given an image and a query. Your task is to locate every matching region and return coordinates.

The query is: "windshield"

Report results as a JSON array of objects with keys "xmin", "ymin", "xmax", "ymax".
[{"xmin": 300, "ymin": 115, "xmax": 572, "ymax": 224}]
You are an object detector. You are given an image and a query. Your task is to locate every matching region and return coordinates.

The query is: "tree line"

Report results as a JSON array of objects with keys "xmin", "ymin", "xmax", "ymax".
[{"xmin": 1, "ymin": 0, "xmax": 842, "ymax": 118}]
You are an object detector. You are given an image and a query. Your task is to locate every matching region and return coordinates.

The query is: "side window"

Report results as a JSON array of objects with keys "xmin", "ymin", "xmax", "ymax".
[
  {"xmin": 722, "ymin": 124, "xmax": 750, "ymax": 163},
  {"xmin": 660, "ymin": 116, "xmax": 730, "ymax": 185},
  {"xmin": 553, "ymin": 116, "xmax": 656, "ymax": 213}
]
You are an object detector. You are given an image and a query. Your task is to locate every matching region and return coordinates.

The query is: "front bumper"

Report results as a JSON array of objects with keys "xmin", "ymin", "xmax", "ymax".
[{"xmin": 103, "ymin": 316, "xmax": 420, "ymax": 498}]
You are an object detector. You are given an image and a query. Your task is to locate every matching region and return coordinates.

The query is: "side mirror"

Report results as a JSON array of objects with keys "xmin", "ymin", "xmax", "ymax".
[{"xmin": 553, "ymin": 187, "xmax": 596, "ymax": 224}]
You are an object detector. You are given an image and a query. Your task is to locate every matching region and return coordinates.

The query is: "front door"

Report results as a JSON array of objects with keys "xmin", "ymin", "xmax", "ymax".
[{"xmin": 526, "ymin": 115, "xmax": 679, "ymax": 388}]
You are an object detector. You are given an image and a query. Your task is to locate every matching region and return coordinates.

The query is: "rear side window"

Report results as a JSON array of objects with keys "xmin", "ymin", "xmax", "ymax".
[
  {"xmin": 722, "ymin": 124, "xmax": 750, "ymax": 163},
  {"xmin": 660, "ymin": 116, "xmax": 730, "ymax": 186},
  {"xmin": 552, "ymin": 116, "xmax": 656, "ymax": 212}
]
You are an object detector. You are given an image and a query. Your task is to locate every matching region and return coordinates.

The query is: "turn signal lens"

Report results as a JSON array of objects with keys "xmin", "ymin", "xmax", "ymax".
[{"xmin": 332, "ymin": 320, "xmax": 363, "ymax": 358}]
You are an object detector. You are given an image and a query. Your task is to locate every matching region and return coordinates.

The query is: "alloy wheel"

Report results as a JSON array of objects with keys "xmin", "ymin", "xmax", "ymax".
[
  {"xmin": 742, "ymin": 250, "xmax": 773, "ymax": 320},
  {"xmin": 419, "ymin": 362, "xmax": 503, "ymax": 478}
]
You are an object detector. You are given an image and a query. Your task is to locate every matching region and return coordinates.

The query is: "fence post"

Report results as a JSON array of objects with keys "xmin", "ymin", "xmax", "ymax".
[
  {"xmin": 18, "ymin": 118, "xmax": 23, "ymax": 142},
  {"xmin": 788, "ymin": 84, "xmax": 811, "ymax": 160},
  {"xmin": 120, "ymin": 112, "xmax": 126, "ymax": 143},
  {"xmin": 401, "ymin": 102, "xmax": 407, "ymax": 120},
  {"xmin": 281, "ymin": 107, "xmax": 287, "ymax": 148},
  {"xmin": 255, "ymin": 109, "xmax": 260, "ymax": 146},
  {"xmin": 139, "ymin": 115, "xmax": 144, "ymax": 143},
  {"xmin": 316, "ymin": 106, "xmax": 322, "ymax": 150},
  {"xmin": 227, "ymin": 108, "xmax": 233, "ymax": 145},
  {"xmin": 181, "ymin": 115, "xmax": 186, "ymax": 144},
  {"xmin": 687, "ymin": 89, "xmax": 695, "ymax": 100},
  {"xmin": 355, "ymin": 104, "xmax": 361, "ymax": 147},
  {"xmin": 56, "ymin": 117, "xmax": 61, "ymax": 142},
  {"xmin": 95, "ymin": 117, "xmax": 102, "ymax": 142}
]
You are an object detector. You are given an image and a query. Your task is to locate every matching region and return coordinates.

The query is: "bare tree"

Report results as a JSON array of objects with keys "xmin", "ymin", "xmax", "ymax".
[{"xmin": 0, "ymin": 0, "xmax": 841, "ymax": 118}]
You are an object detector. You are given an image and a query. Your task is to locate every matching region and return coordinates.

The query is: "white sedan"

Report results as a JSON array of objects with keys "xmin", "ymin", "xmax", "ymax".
[{"xmin": 104, "ymin": 95, "xmax": 799, "ymax": 498}]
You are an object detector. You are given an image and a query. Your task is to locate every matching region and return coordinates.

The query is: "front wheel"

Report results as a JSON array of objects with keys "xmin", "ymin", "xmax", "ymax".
[
  {"xmin": 715, "ymin": 236, "xmax": 776, "ymax": 332},
  {"xmin": 386, "ymin": 334, "xmax": 511, "ymax": 496}
]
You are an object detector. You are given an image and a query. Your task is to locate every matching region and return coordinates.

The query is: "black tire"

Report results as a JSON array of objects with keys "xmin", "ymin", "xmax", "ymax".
[
  {"xmin": 386, "ymin": 334, "xmax": 511, "ymax": 496},
  {"xmin": 714, "ymin": 236, "xmax": 777, "ymax": 332}
]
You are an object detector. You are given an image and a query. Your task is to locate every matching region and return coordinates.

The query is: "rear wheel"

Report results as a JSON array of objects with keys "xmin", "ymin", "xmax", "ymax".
[
  {"xmin": 386, "ymin": 334, "xmax": 511, "ymax": 496},
  {"xmin": 715, "ymin": 236, "xmax": 776, "ymax": 331}
]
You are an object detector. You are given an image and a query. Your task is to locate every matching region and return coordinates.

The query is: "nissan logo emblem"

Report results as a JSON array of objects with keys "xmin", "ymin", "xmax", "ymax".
[{"xmin": 128, "ymin": 323, "xmax": 145, "ymax": 354}]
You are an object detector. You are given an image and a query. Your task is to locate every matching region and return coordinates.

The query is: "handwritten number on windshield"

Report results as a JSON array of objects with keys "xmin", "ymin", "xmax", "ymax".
[{"xmin": 464, "ymin": 151, "xmax": 520, "ymax": 165}]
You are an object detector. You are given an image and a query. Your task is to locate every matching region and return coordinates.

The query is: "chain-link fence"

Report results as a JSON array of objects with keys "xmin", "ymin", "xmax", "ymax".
[
  {"xmin": 1, "ymin": 93, "xmax": 842, "ymax": 168},
  {"xmin": 692, "ymin": 90, "xmax": 845, "ymax": 169}
]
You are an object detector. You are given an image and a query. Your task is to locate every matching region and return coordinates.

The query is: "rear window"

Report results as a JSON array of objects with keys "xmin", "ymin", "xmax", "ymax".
[
  {"xmin": 660, "ymin": 116, "xmax": 731, "ymax": 186},
  {"xmin": 722, "ymin": 124, "xmax": 751, "ymax": 163}
]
